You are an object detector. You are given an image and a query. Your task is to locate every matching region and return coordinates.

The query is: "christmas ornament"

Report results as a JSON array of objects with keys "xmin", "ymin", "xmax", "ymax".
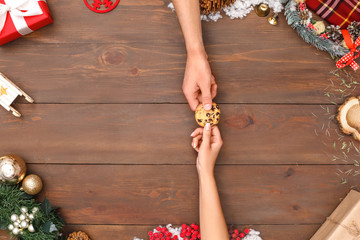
[
  {"xmin": 337, "ymin": 96, "xmax": 360, "ymax": 141},
  {"xmin": 0, "ymin": 72, "xmax": 34, "ymax": 117},
  {"xmin": 326, "ymin": 25, "xmax": 344, "ymax": 44},
  {"xmin": 21, "ymin": 174, "xmax": 43, "ymax": 195},
  {"xmin": 200, "ymin": 0, "xmax": 235, "ymax": 14},
  {"xmin": 8, "ymin": 206, "xmax": 38, "ymax": 235},
  {"xmin": 0, "ymin": 154, "xmax": 26, "ymax": 183},
  {"xmin": 348, "ymin": 21, "xmax": 360, "ymax": 41},
  {"xmin": 83, "ymin": 0, "xmax": 120, "ymax": 13},
  {"xmin": 255, "ymin": 3, "xmax": 270, "ymax": 17},
  {"xmin": 67, "ymin": 231, "xmax": 91, "ymax": 240},
  {"xmin": 268, "ymin": 13, "xmax": 278, "ymax": 25}
]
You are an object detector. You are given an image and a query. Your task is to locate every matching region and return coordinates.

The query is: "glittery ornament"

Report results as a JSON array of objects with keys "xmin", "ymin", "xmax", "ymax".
[
  {"xmin": 21, "ymin": 174, "xmax": 43, "ymax": 195},
  {"xmin": 0, "ymin": 154, "xmax": 26, "ymax": 183}
]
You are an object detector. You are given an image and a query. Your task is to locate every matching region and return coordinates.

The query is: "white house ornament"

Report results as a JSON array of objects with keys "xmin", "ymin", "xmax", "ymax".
[
  {"xmin": 0, "ymin": 72, "xmax": 34, "ymax": 117},
  {"xmin": 0, "ymin": 154, "xmax": 27, "ymax": 183}
]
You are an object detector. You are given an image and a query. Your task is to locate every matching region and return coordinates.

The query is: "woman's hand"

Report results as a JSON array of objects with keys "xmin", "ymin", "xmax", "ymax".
[
  {"xmin": 183, "ymin": 51, "xmax": 217, "ymax": 111},
  {"xmin": 191, "ymin": 123, "xmax": 223, "ymax": 175}
]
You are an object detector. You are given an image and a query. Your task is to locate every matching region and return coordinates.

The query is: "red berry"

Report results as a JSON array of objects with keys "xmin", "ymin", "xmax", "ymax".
[
  {"xmin": 236, "ymin": 238, "xmax": 241, "ymax": 240},
  {"xmin": 173, "ymin": 236, "xmax": 178, "ymax": 240},
  {"xmin": 159, "ymin": 233, "xmax": 164, "ymax": 238},
  {"xmin": 154, "ymin": 233, "xmax": 159, "ymax": 238},
  {"xmin": 182, "ymin": 224, "xmax": 187, "ymax": 229},
  {"xmin": 186, "ymin": 232, "xmax": 191, "ymax": 237},
  {"xmin": 162, "ymin": 227, "xmax": 167, "ymax": 233},
  {"xmin": 198, "ymin": 234, "xmax": 201, "ymax": 239},
  {"xmin": 150, "ymin": 237, "xmax": 155, "ymax": 240},
  {"xmin": 232, "ymin": 233, "xmax": 237, "ymax": 238},
  {"xmin": 234, "ymin": 229, "xmax": 239, "ymax": 234},
  {"xmin": 180, "ymin": 233, "xmax": 185, "ymax": 238},
  {"xmin": 149, "ymin": 231, "xmax": 154, "ymax": 236},
  {"xmin": 193, "ymin": 225, "xmax": 199, "ymax": 230},
  {"xmin": 239, "ymin": 233, "xmax": 245, "ymax": 238},
  {"xmin": 166, "ymin": 237, "xmax": 171, "ymax": 240},
  {"xmin": 156, "ymin": 227, "xmax": 161, "ymax": 231},
  {"xmin": 244, "ymin": 228, "xmax": 250, "ymax": 234}
]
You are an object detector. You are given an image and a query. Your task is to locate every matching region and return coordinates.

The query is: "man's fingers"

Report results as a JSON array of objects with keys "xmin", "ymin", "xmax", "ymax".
[
  {"xmin": 183, "ymin": 90, "xmax": 200, "ymax": 111},
  {"xmin": 199, "ymin": 84, "xmax": 213, "ymax": 111},
  {"xmin": 211, "ymin": 83, "xmax": 217, "ymax": 99}
]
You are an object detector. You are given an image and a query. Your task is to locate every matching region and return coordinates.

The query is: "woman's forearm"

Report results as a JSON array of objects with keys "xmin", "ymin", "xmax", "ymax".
[
  {"xmin": 198, "ymin": 172, "xmax": 229, "ymax": 240},
  {"xmin": 172, "ymin": 0, "xmax": 206, "ymax": 55}
]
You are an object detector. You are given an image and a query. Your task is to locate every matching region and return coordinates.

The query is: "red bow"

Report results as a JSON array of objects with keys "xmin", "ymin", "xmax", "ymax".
[{"xmin": 336, "ymin": 30, "xmax": 360, "ymax": 71}]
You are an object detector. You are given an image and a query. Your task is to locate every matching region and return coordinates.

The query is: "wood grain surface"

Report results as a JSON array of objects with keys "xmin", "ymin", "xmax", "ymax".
[
  {"xmin": 25, "ymin": 164, "xmax": 358, "ymax": 225},
  {"xmin": 0, "ymin": 104, "xmax": 355, "ymax": 165},
  {"xmin": 0, "ymin": 0, "xmax": 359, "ymax": 239},
  {"xmin": 0, "ymin": 0, "xmax": 356, "ymax": 104}
]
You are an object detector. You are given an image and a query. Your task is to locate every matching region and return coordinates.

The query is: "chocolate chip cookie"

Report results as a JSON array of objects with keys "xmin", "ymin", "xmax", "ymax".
[{"xmin": 195, "ymin": 103, "xmax": 220, "ymax": 127}]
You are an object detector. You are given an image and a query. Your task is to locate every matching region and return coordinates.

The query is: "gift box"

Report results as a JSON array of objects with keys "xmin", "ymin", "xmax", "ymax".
[
  {"xmin": 0, "ymin": 0, "xmax": 53, "ymax": 46},
  {"xmin": 306, "ymin": 0, "xmax": 360, "ymax": 29},
  {"xmin": 311, "ymin": 190, "xmax": 360, "ymax": 240}
]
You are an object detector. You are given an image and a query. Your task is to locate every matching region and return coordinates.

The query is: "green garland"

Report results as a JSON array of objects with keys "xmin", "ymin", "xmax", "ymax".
[
  {"xmin": 0, "ymin": 183, "xmax": 65, "ymax": 240},
  {"xmin": 284, "ymin": 0, "xmax": 350, "ymax": 58}
]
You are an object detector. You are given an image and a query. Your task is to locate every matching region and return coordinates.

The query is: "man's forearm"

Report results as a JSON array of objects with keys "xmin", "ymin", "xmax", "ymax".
[
  {"xmin": 199, "ymin": 172, "xmax": 229, "ymax": 240},
  {"xmin": 172, "ymin": 0, "xmax": 206, "ymax": 55}
]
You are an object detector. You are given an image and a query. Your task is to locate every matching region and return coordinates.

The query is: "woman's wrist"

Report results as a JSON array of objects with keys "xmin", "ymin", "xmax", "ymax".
[
  {"xmin": 197, "ymin": 167, "xmax": 215, "ymax": 179},
  {"xmin": 187, "ymin": 46, "xmax": 207, "ymax": 59}
]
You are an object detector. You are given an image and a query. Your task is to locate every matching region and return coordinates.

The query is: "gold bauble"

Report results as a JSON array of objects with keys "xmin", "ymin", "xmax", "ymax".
[
  {"xmin": 0, "ymin": 154, "xmax": 26, "ymax": 183},
  {"xmin": 268, "ymin": 13, "xmax": 279, "ymax": 26},
  {"xmin": 22, "ymin": 174, "xmax": 43, "ymax": 195},
  {"xmin": 255, "ymin": 3, "xmax": 270, "ymax": 17}
]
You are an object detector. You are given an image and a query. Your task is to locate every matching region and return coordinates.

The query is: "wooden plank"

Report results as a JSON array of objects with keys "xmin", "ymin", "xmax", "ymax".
[
  {"xmin": 18, "ymin": 164, "xmax": 355, "ymax": 225},
  {"xmin": 0, "ymin": 104, "xmax": 354, "ymax": 165},
  {"xmin": 0, "ymin": 224, "xmax": 320, "ymax": 240}
]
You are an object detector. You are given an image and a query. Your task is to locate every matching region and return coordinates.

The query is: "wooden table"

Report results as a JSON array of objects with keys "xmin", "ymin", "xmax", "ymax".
[{"xmin": 0, "ymin": 0, "xmax": 359, "ymax": 239}]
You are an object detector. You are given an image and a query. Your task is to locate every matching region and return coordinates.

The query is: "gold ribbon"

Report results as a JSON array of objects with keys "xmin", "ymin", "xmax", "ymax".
[{"xmin": 327, "ymin": 218, "xmax": 360, "ymax": 240}]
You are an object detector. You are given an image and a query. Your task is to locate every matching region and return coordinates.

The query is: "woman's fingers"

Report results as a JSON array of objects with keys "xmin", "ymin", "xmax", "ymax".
[
  {"xmin": 192, "ymin": 135, "xmax": 202, "ymax": 148},
  {"xmin": 191, "ymin": 127, "xmax": 203, "ymax": 137}
]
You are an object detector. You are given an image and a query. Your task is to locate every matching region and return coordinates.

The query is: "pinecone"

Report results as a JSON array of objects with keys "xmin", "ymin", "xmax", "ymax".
[
  {"xmin": 67, "ymin": 231, "xmax": 91, "ymax": 240},
  {"xmin": 199, "ymin": 0, "xmax": 235, "ymax": 14},
  {"xmin": 326, "ymin": 25, "xmax": 344, "ymax": 44},
  {"xmin": 347, "ymin": 21, "xmax": 360, "ymax": 41},
  {"xmin": 298, "ymin": 9, "xmax": 310, "ymax": 25}
]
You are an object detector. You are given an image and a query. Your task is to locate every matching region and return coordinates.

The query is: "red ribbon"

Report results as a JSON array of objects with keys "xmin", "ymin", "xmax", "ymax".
[{"xmin": 336, "ymin": 30, "xmax": 360, "ymax": 71}]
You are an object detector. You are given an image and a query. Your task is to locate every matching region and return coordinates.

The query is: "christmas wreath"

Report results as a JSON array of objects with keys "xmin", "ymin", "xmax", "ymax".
[
  {"xmin": 284, "ymin": 0, "xmax": 360, "ymax": 62},
  {"xmin": 0, "ymin": 183, "xmax": 65, "ymax": 240}
]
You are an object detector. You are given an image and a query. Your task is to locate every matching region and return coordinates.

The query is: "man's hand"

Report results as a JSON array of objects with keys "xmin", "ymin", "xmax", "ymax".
[{"xmin": 183, "ymin": 52, "xmax": 217, "ymax": 111}]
